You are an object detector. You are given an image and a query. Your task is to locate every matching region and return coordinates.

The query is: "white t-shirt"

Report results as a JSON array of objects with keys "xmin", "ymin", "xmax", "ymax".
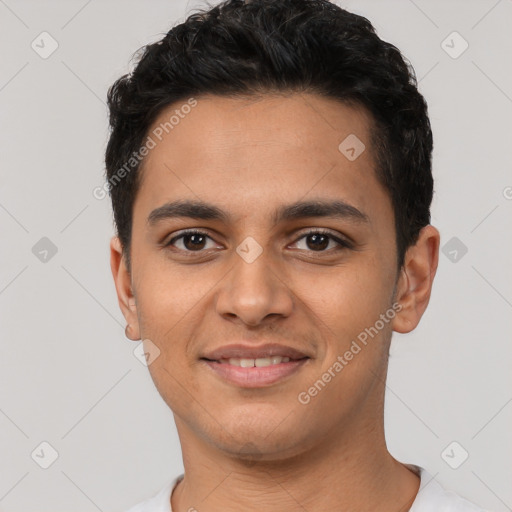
[{"xmin": 124, "ymin": 464, "xmax": 489, "ymax": 511}]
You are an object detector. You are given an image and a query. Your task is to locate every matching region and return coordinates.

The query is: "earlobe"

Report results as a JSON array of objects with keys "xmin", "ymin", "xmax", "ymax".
[
  {"xmin": 110, "ymin": 236, "xmax": 141, "ymax": 340},
  {"xmin": 392, "ymin": 225, "xmax": 440, "ymax": 334}
]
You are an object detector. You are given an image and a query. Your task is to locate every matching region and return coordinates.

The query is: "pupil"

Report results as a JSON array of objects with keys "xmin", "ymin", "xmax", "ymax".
[
  {"xmin": 307, "ymin": 234, "xmax": 328, "ymax": 251},
  {"xmin": 185, "ymin": 234, "xmax": 206, "ymax": 250}
]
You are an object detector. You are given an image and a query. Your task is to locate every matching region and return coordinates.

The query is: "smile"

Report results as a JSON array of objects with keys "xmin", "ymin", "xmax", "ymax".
[
  {"xmin": 218, "ymin": 356, "xmax": 291, "ymax": 367},
  {"xmin": 202, "ymin": 357, "xmax": 309, "ymax": 388}
]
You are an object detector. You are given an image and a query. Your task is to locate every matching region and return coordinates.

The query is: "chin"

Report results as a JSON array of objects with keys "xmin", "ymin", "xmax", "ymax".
[
  {"xmin": 219, "ymin": 434, "xmax": 306, "ymax": 463},
  {"xmin": 208, "ymin": 414, "xmax": 306, "ymax": 458}
]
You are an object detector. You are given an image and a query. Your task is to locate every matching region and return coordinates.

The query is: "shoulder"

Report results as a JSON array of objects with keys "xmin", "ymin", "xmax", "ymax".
[
  {"xmin": 123, "ymin": 474, "xmax": 184, "ymax": 512},
  {"xmin": 408, "ymin": 464, "xmax": 490, "ymax": 512}
]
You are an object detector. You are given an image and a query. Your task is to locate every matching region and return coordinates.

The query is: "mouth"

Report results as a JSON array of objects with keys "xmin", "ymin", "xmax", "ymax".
[
  {"xmin": 205, "ymin": 355, "xmax": 301, "ymax": 367},
  {"xmin": 200, "ymin": 343, "xmax": 310, "ymax": 388}
]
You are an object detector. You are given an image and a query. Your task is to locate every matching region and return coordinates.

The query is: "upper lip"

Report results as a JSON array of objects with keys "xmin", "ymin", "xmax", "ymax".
[{"xmin": 201, "ymin": 343, "xmax": 310, "ymax": 361}]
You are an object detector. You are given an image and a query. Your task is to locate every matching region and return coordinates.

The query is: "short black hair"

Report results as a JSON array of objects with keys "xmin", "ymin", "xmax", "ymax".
[{"xmin": 105, "ymin": 0, "xmax": 433, "ymax": 272}]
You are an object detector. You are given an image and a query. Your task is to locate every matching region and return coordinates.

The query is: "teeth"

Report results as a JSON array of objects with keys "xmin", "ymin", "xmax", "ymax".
[{"xmin": 219, "ymin": 356, "xmax": 291, "ymax": 367}]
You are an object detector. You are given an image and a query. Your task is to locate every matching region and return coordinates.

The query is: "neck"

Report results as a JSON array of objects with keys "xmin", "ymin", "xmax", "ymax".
[{"xmin": 170, "ymin": 410, "xmax": 420, "ymax": 512}]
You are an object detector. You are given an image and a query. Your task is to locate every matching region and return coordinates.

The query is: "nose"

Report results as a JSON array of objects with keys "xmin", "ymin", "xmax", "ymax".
[{"xmin": 215, "ymin": 248, "xmax": 294, "ymax": 327}]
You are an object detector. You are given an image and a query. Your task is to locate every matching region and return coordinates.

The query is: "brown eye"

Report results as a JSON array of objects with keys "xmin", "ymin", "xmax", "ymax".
[
  {"xmin": 291, "ymin": 230, "xmax": 351, "ymax": 252},
  {"xmin": 304, "ymin": 233, "xmax": 330, "ymax": 251},
  {"xmin": 181, "ymin": 233, "xmax": 207, "ymax": 251},
  {"xmin": 166, "ymin": 230, "xmax": 218, "ymax": 252}
]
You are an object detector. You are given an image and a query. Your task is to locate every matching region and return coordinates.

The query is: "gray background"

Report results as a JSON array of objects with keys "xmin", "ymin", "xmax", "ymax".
[{"xmin": 1, "ymin": 0, "xmax": 511, "ymax": 510}]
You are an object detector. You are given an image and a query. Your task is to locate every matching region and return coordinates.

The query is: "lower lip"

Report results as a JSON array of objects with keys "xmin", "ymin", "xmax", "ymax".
[{"xmin": 202, "ymin": 359, "xmax": 308, "ymax": 388}]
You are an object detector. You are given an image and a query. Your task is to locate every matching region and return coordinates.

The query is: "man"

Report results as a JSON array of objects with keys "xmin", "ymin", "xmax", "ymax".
[{"xmin": 107, "ymin": 0, "xmax": 487, "ymax": 510}]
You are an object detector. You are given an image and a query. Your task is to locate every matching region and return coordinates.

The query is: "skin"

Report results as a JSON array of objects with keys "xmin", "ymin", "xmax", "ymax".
[{"xmin": 110, "ymin": 92, "xmax": 440, "ymax": 512}]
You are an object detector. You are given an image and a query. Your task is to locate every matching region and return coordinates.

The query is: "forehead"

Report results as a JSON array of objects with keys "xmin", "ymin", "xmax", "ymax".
[{"xmin": 134, "ymin": 93, "xmax": 389, "ymax": 226}]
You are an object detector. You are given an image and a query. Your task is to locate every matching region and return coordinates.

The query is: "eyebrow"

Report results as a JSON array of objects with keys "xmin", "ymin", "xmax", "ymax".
[{"xmin": 147, "ymin": 199, "xmax": 370, "ymax": 227}]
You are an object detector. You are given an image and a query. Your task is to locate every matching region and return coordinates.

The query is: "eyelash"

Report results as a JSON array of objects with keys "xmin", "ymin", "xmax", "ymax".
[{"xmin": 165, "ymin": 228, "xmax": 352, "ymax": 255}]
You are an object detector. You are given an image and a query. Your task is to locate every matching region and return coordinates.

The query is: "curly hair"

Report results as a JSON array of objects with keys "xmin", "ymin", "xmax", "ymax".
[{"xmin": 105, "ymin": 0, "xmax": 433, "ymax": 272}]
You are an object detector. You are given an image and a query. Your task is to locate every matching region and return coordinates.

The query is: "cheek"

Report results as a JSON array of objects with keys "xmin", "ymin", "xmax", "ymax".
[
  {"xmin": 134, "ymin": 266, "xmax": 210, "ymax": 409},
  {"xmin": 306, "ymin": 259, "xmax": 392, "ymax": 330},
  {"xmin": 133, "ymin": 259, "xmax": 219, "ymax": 376},
  {"xmin": 297, "ymin": 262, "xmax": 395, "ymax": 390},
  {"xmin": 134, "ymin": 253, "xmax": 212, "ymax": 333}
]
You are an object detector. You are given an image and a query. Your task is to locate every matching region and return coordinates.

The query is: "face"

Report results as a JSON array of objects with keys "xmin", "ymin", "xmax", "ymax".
[{"xmin": 111, "ymin": 93, "xmax": 438, "ymax": 461}]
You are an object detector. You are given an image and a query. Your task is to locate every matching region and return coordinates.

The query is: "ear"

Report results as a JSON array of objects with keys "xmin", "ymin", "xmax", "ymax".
[
  {"xmin": 110, "ymin": 236, "xmax": 140, "ymax": 340},
  {"xmin": 392, "ymin": 225, "xmax": 440, "ymax": 333}
]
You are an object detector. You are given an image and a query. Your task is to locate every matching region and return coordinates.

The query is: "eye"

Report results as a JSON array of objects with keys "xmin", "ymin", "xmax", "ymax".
[
  {"xmin": 291, "ymin": 230, "xmax": 352, "ymax": 252},
  {"xmin": 164, "ymin": 228, "xmax": 352, "ymax": 255},
  {"xmin": 166, "ymin": 230, "xmax": 220, "ymax": 252}
]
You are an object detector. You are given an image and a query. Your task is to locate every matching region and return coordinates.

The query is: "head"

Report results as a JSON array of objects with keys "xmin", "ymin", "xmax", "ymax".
[{"xmin": 108, "ymin": 0, "xmax": 439, "ymax": 462}]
